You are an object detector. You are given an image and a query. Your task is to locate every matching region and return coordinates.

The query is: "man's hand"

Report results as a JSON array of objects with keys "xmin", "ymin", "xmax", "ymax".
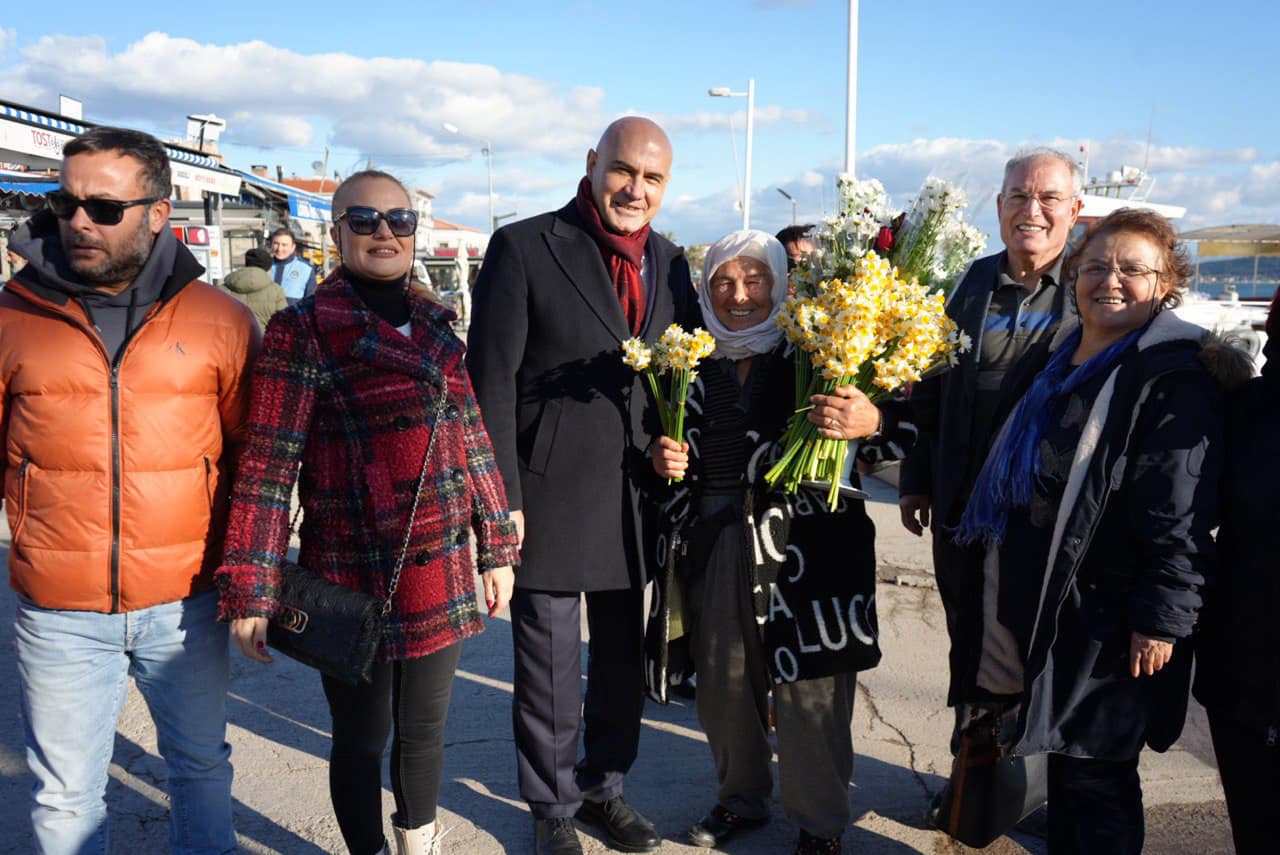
[
  {"xmin": 809, "ymin": 385, "xmax": 882, "ymax": 440},
  {"xmin": 651, "ymin": 436, "xmax": 690, "ymax": 480},
  {"xmin": 231, "ymin": 617, "xmax": 273, "ymax": 664},
  {"xmin": 899, "ymin": 494, "xmax": 932, "ymax": 536},
  {"xmin": 482, "ymin": 566, "xmax": 515, "ymax": 617},
  {"xmin": 509, "ymin": 509, "xmax": 525, "ymax": 551},
  {"xmin": 1129, "ymin": 632, "xmax": 1174, "ymax": 677}
]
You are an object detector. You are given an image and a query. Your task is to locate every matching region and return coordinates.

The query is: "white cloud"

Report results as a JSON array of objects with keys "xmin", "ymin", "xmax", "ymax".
[
  {"xmin": 5, "ymin": 31, "xmax": 610, "ymax": 159},
  {"xmin": 659, "ymin": 138, "xmax": 1280, "ymax": 246},
  {"xmin": 0, "ymin": 27, "xmax": 15, "ymax": 57}
]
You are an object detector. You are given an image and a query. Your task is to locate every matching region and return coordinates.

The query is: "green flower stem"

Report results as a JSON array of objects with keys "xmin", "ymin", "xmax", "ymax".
[{"xmin": 643, "ymin": 369, "xmax": 672, "ymax": 436}]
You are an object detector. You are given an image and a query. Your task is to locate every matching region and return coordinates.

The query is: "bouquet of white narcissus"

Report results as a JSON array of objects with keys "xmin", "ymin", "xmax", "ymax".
[
  {"xmin": 767, "ymin": 248, "xmax": 973, "ymax": 510},
  {"xmin": 622, "ymin": 325, "xmax": 716, "ymax": 481},
  {"xmin": 807, "ymin": 174, "xmax": 987, "ymax": 294},
  {"xmin": 764, "ymin": 174, "xmax": 984, "ymax": 510}
]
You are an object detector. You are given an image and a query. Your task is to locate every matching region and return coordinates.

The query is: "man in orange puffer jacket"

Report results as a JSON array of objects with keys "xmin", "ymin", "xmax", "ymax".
[{"xmin": 0, "ymin": 126, "xmax": 260, "ymax": 854}]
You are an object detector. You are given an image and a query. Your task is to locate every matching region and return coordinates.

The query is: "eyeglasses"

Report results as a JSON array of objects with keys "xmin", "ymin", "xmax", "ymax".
[
  {"xmin": 1076, "ymin": 262, "xmax": 1162, "ymax": 284},
  {"xmin": 1001, "ymin": 191, "xmax": 1076, "ymax": 212},
  {"xmin": 46, "ymin": 190, "xmax": 160, "ymax": 226},
  {"xmin": 335, "ymin": 206, "xmax": 418, "ymax": 237}
]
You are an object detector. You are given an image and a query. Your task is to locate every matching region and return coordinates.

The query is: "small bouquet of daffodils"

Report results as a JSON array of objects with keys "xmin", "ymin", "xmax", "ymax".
[
  {"xmin": 622, "ymin": 325, "xmax": 716, "ymax": 480},
  {"xmin": 766, "ymin": 174, "xmax": 982, "ymax": 510}
]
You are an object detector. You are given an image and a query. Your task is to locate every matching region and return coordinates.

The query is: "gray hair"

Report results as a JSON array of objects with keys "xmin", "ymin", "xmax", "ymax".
[{"xmin": 1002, "ymin": 147, "xmax": 1084, "ymax": 196}]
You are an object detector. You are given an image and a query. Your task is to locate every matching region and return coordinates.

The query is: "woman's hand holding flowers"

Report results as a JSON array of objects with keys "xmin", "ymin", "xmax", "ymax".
[
  {"xmin": 809, "ymin": 384, "xmax": 883, "ymax": 441},
  {"xmin": 651, "ymin": 435, "xmax": 690, "ymax": 480}
]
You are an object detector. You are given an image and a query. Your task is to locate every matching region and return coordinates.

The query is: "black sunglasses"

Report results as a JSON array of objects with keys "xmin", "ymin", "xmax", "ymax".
[
  {"xmin": 46, "ymin": 190, "xmax": 160, "ymax": 226},
  {"xmin": 335, "ymin": 206, "xmax": 418, "ymax": 237}
]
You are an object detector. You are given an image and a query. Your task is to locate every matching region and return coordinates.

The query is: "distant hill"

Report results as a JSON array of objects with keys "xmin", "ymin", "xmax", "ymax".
[{"xmin": 1196, "ymin": 256, "xmax": 1280, "ymax": 279}]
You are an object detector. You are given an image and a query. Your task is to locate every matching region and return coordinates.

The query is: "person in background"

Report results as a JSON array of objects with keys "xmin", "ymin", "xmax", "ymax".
[
  {"xmin": 649, "ymin": 230, "xmax": 915, "ymax": 854},
  {"xmin": 1193, "ymin": 289, "xmax": 1279, "ymax": 855},
  {"xmin": 951, "ymin": 208, "xmax": 1248, "ymax": 853},
  {"xmin": 1, "ymin": 126, "xmax": 259, "ymax": 854},
  {"xmin": 219, "ymin": 246, "xmax": 287, "ymax": 330},
  {"xmin": 4, "ymin": 245, "xmax": 25, "ymax": 279},
  {"xmin": 218, "ymin": 170, "xmax": 517, "ymax": 855},
  {"xmin": 898, "ymin": 147, "xmax": 1083, "ymax": 722},
  {"xmin": 467, "ymin": 116, "xmax": 700, "ymax": 855},
  {"xmin": 774, "ymin": 224, "xmax": 816, "ymax": 272},
  {"xmin": 269, "ymin": 227, "xmax": 317, "ymax": 304}
]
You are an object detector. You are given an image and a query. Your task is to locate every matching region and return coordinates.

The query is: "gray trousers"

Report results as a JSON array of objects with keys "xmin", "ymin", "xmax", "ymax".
[{"xmin": 687, "ymin": 521, "xmax": 857, "ymax": 839}]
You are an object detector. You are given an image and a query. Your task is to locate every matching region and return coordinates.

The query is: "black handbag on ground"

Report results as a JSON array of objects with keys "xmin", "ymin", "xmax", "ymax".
[
  {"xmin": 930, "ymin": 702, "xmax": 1048, "ymax": 848},
  {"xmin": 266, "ymin": 325, "xmax": 449, "ymax": 684}
]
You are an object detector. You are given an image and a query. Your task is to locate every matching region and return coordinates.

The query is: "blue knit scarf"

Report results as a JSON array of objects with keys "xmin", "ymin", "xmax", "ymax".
[{"xmin": 952, "ymin": 323, "xmax": 1147, "ymax": 548}]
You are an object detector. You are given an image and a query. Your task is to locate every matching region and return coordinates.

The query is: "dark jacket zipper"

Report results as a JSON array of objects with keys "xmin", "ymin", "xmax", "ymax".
[
  {"xmin": 11, "ymin": 458, "xmax": 32, "ymax": 540},
  {"xmin": 107, "ymin": 322, "xmax": 150, "ymax": 613},
  {"xmin": 204, "ymin": 457, "xmax": 214, "ymax": 512}
]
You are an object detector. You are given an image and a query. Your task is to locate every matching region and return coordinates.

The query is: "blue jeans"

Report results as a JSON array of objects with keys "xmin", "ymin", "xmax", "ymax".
[{"xmin": 15, "ymin": 588, "xmax": 236, "ymax": 854}]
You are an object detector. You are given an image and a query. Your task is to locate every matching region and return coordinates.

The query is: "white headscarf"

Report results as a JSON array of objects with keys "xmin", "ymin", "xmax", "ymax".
[{"xmin": 698, "ymin": 229, "xmax": 791, "ymax": 360}]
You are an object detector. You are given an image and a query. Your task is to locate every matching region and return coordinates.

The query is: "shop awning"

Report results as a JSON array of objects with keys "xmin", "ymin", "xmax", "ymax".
[
  {"xmin": 0, "ymin": 176, "xmax": 57, "ymax": 198},
  {"xmin": 0, "ymin": 98, "xmax": 242, "ymax": 197},
  {"xmin": 236, "ymin": 170, "xmax": 332, "ymax": 223},
  {"xmin": 1179, "ymin": 224, "xmax": 1280, "ymax": 259}
]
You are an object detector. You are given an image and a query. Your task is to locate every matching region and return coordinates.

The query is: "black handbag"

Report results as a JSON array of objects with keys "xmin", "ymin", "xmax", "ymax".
[
  {"xmin": 930, "ymin": 702, "xmax": 1048, "ymax": 848},
  {"xmin": 266, "ymin": 327, "xmax": 449, "ymax": 685}
]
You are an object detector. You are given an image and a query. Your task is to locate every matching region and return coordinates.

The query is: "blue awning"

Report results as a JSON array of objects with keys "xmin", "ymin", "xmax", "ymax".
[
  {"xmin": 0, "ymin": 178, "xmax": 57, "ymax": 198},
  {"xmin": 236, "ymin": 171, "xmax": 332, "ymax": 223}
]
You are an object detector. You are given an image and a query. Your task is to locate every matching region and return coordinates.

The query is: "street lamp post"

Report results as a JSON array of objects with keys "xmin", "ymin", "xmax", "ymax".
[
  {"xmin": 442, "ymin": 123, "xmax": 495, "ymax": 234},
  {"xmin": 845, "ymin": 0, "xmax": 859, "ymax": 177},
  {"xmin": 709, "ymin": 79, "xmax": 755, "ymax": 230},
  {"xmin": 776, "ymin": 187, "xmax": 797, "ymax": 225}
]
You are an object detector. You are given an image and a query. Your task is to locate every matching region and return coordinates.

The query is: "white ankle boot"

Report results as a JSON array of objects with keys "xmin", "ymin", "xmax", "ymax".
[{"xmin": 392, "ymin": 819, "xmax": 441, "ymax": 855}]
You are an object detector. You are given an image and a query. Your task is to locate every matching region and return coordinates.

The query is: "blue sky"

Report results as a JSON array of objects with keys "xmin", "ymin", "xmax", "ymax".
[{"xmin": 2, "ymin": 0, "xmax": 1276, "ymax": 244}]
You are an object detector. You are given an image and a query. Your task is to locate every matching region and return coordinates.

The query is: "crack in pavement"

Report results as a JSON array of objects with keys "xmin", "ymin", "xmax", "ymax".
[{"xmin": 857, "ymin": 680, "xmax": 935, "ymax": 802}]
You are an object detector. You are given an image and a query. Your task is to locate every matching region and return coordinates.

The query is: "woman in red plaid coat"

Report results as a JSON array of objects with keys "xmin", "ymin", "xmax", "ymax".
[{"xmin": 217, "ymin": 171, "xmax": 518, "ymax": 855}]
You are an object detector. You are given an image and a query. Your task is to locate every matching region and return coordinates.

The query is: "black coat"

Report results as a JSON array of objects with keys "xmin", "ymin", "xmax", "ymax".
[
  {"xmin": 900, "ymin": 253, "xmax": 1057, "ymax": 518},
  {"xmin": 1193, "ymin": 336, "xmax": 1280, "ymax": 739},
  {"xmin": 997, "ymin": 313, "xmax": 1227, "ymax": 760},
  {"xmin": 641, "ymin": 351, "xmax": 916, "ymax": 701},
  {"xmin": 466, "ymin": 202, "xmax": 700, "ymax": 592}
]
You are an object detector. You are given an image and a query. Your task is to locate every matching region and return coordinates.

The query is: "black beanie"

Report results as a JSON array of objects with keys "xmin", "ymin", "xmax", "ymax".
[{"xmin": 245, "ymin": 247, "xmax": 273, "ymax": 270}]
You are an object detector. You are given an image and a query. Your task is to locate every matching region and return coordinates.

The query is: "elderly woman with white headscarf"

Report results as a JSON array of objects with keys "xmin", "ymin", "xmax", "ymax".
[{"xmin": 643, "ymin": 230, "xmax": 917, "ymax": 855}]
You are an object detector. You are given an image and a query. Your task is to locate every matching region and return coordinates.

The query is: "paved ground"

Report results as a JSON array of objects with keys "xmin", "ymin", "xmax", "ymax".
[{"xmin": 0, "ymin": 475, "xmax": 1235, "ymax": 853}]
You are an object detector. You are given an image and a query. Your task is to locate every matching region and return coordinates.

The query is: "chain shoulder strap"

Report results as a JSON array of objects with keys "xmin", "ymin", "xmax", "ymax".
[
  {"xmin": 381, "ymin": 381, "xmax": 449, "ymax": 614},
  {"xmin": 298, "ymin": 311, "xmax": 454, "ymax": 614}
]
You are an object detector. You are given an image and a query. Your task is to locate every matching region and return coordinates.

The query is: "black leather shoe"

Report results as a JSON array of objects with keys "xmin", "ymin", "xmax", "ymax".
[
  {"xmin": 688, "ymin": 804, "xmax": 769, "ymax": 848},
  {"xmin": 535, "ymin": 817, "xmax": 584, "ymax": 855},
  {"xmin": 795, "ymin": 829, "xmax": 842, "ymax": 854},
  {"xmin": 575, "ymin": 796, "xmax": 661, "ymax": 852}
]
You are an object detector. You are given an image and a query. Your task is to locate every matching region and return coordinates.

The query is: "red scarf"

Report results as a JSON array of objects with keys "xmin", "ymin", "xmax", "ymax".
[{"xmin": 574, "ymin": 176, "xmax": 649, "ymax": 335}]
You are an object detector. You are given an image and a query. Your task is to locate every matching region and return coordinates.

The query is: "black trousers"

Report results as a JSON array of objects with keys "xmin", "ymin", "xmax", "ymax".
[
  {"xmin": 510, "ymin": 586, "xmax": 645, "ymax": 819},
  {"xmin": 321, "ymin": 642, "xmax": 462, "ymax": 855},
  {"xmin": 1207, "ymin": 707, "xmax": 1280, "ymax": 855},
  {"xmin": 932, "ymin": 521, "xmax": 987, "ymax": 709},
  {"xmin": 1046, "ymin": 754, "xmax": 1143, "ymax": 854}
]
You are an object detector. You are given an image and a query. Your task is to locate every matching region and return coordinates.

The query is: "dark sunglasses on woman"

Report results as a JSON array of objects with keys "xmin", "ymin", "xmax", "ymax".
[
  {"xmin": 46, "ymin": 190, "xmax": 159, "ymax": 226},
  {"xmin": 336, "ymin": 206, "xmax": 419, "ymax": 237}
]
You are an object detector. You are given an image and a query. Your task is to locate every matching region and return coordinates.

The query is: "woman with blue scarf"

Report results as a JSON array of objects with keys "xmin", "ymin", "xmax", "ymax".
[{"xmin": 950, "ymin": 209, "xmax": 1247, "ymax": 853}]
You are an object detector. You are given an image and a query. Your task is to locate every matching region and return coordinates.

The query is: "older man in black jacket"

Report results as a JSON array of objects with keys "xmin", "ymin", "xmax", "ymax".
[
  {"xmin": 898, "ymin": 148, "xmax": 1083, "ymax": 714},
  {"xmin": 467, "ymin": 117, "xmax": 699, "ymax": 855}
]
